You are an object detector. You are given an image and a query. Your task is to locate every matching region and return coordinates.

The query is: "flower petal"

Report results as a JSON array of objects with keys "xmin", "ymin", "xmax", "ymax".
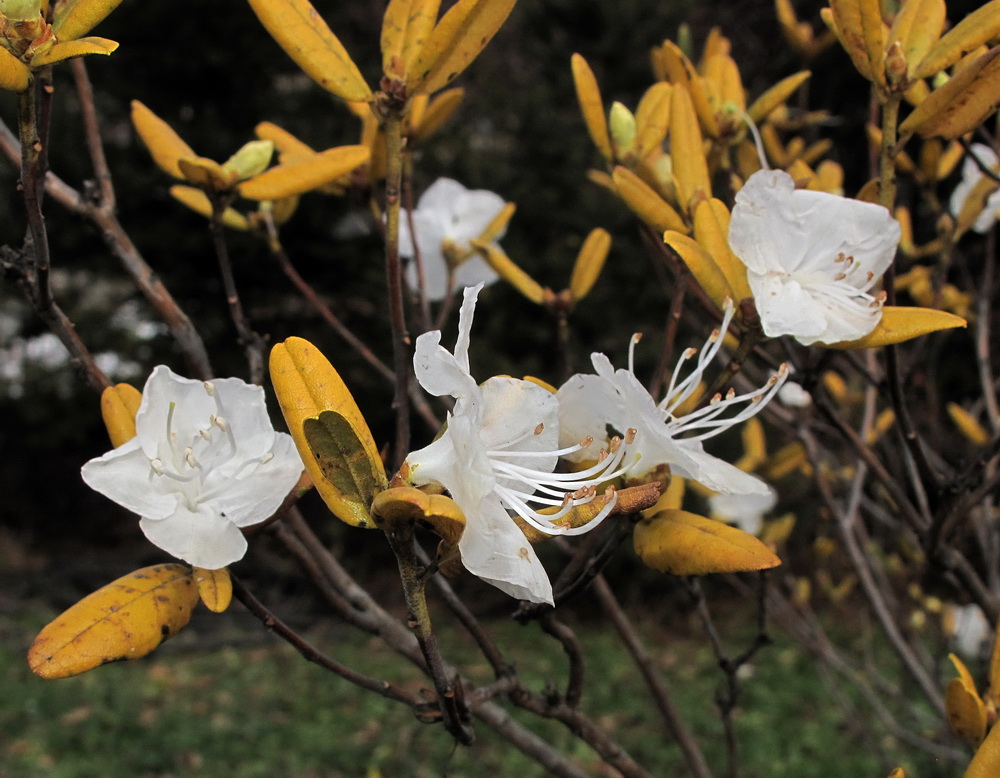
[
  {"xmin": 210, "ymin": 432, "xmax": 303, "ymax": 527},
  {"xmin": 81, "ymin": 440, "xmax": 180, "ymax": 520},
  {"xmin": 139, "ymin": 505, "xmax": 248, "ymax": 569},
  {"xmin": 448, "ymin": 189, "xmax": 507, "ymax": 244}
]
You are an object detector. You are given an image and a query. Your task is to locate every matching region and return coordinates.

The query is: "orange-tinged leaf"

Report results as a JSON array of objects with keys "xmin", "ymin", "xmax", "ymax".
[
  {"xmin": 572, "ymin": 54, "xmax": 612, "ymax": 160},
  {"xmin": 966, "ymin": 721, "xmax": 1000, "ymax": 778},
  {"xmin": 169, "ymin": 185, "xmax": 250, "ymax": 231},
  {"xmin": 949, "ymin": 651, "xmax": 978, "ymax": 690},
  {"xmin": 946, "ymin": 676, "xmax": 987, "ymax": 744},
  {"xmin": 239, "ymin": 144, "xmax": 369, "ymax": 200},
  {"xmin": 669, "ymin": 86, "xmax": 711, "ymax": 214},
  {"xmin": 270, "ymin": 337, "xmax": 382, "ymax": 528},
  {"xmin": 478, "ymin": 201, "xmax": 515, "ymax": 244},
  {"xmin": 131, "ymin": 100, "xmax": 197, "ymax": 180},
  {"xmin": 28, "ymin": 564, "xmax": 198, "ymax": 679},
  {"xmin": 858, "ymin": 0, "xmax": 887, "ymax": 88},
  {"xmin": 178, "ymin": 156, "xmax": 234, "ymax": 191},
  {"xmin": 30, "ymin": 36, "xmax": 117, "ymax": 66},
  {"xmin": 407, "ymin": 0, "xmax": 517, "ymax": 95},
  {"xmin": 411, "ymin": 87, "xmax": 464, "ymax": 143},
  {"xmin": 473, "ymin": 241, "xmax": 544, "ymax": 304},
  {"xmin": 192, "ymin": 567, "xmax": 232, "ymax": 613},
  {"xmin": 569, "ymin": 228, "xmax": 611, "ymax": 302},
  {"xmin": 831, "ymin": 306, "xmax": 966, "ymax": 348},
  {"xmin": 51, "ymin": 0, "xmax": 122, "ymax": 42},
  {"xmin": 255, "ymin": 121, "xmax": 316, "ymax": 164},
  {"xmin": 901, "ymin": 46, "xmax": 1000, "ymax": 140},
  {"xmin": 381, "ymin": 0, "xmax": 414, "ymax": 77},
  {"xmin": 657, "ymin": 41, "xmax": 719, "ymax": 137},
  {"xmin": 888, "ymin": 0, "xmax": 945, "ymax": 75},
  {"xmin": 693, "ymin": 198, "xmax": 752, "ymax": 303},
  {"xmin": 612, "ymin": 166, "xmax": 687, "ymax": 234},
  {"xmin": 914, "ymin": 0, "xmax": 1000, "ymax": 79},
  {"xmin": 702, "ymin": 53, "xmax": 744, "ymax": 112},
  {"xmin": 747, "ymin": 70, "xmax": 811, "ymax": 123},
  {"xmin": 828, "ymin": 0, "xmax": 875, "ymax": 81},
  {"xmin": 663, "ymin": 230, "xmax": 733, "ymax": 308},
  {"xmin": 100, "ymin": 382, "xmax": 141, "ymax": 448},
  {"xmin": 0, "ymin": 47, "xmax": 30, "ymax": 92},
  {"xmin": 947, "ymin": 403, "xmax": 991, "ymax": 446},
  {"xmin": 635, "ymin": 82, "xmax": 672, "ymax": 160},
  {"xmin": 402, "ymin": 0, "xmax": 442, "ymax": 77},
  {"xmin": 372, "ymin": 486, "xmax": 465, "ymax": 543},
  {"xmin": 634, "ymin": 509, "xmax": 781, "ymax": 575},
  {"xmin": 246, "ymin": 0, "xmax": 372, "ymax": 102}
]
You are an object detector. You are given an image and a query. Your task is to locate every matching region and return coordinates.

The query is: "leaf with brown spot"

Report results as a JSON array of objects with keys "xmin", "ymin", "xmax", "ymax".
[{"xmin": 192, "ymin": 567, "xmax": 232, "ymax": 613}]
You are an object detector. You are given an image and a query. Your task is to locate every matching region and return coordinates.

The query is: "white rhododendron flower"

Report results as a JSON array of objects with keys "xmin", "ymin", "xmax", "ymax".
[
  {"xmin": 399, "ymin": 177, "xmax": 506, "ymax": 301},
  {"xmin": 708, "ymin": 488, "xmax": 777, "ymax": 536},
  {"xmin": 404, "ymin": 284, "xmax": 634, "ymax": 604},
  {"xmin": 82, "ymin": 366, "xmax": 304, "ymax": 569},
  {"xmin": 949, "ymin": 143, "xmax": 1000, "ymax": 234},
  {"xmin": 558, "ymin": 302, "xmax": 785, "ymax": 496},
  {"xmin": 947, "ymin": 603, "xmax": 992, "ymax": 660},
  {"xmin": 728, "ymin": 169, "xmax": 900, "ymax": 346}
]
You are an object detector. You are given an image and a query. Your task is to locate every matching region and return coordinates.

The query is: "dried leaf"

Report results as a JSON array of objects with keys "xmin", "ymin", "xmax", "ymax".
[
  {"xmin": 946, "ymin": 676, "xmax": 987, "ymax": 745},
  {"xmin": 100, "ymin": 383, "xmax": 141, "ymax": 448},
  {"xmin": 30, "ymin": 36, "xmax": 117, "ymax": 66},
  {"xmin": 28, "ymin": 564, "xmax": 198, "ymax": 679},
  {"xmin": 828, "ymin": 0, "xmax": 875, "ymax": 81},
  {"xmin": 634, "ymin": 509, "xmax": 782, "ymax": 575},
  {"xmin": 0, "ymin": 47, "xmax": 30, "ymax": 92},
  {"xmin": 371, "ymin": 486, "xmax": 465, "ymax": 543},
  {"xmin": 914, "ymin": 0, "xmax": 1000, "ymax": 79},
  {"xmin": 831, "ymin": 306, "xmax": 966, "ymax": 348},
  {"xmin": 192, "ymin": 567, "xmax": 232, "ymax": 613},
  {"xmin": 888, "ymin": 0, "xmax": 945, "ymax": 75},
  {"xmin": 238, "ymin": 145, "xmax": 369, "ymax": 200}
]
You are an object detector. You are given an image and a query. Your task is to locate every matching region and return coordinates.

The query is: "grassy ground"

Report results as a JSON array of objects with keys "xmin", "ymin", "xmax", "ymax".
[{"xmin": 1, "ymin": 591, "xmax": 957, "ymax": 778}]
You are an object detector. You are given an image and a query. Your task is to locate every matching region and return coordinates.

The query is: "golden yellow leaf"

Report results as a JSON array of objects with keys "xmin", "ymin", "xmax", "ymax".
[
  {"xmin": 612, "ymin": 166, "xmax": 687, "ymax": 234},
  {"xmin": 30, "ymin": 36, "xmax": 118, "ymax": 66},
  {"xmin": 270, "ymin": 337, "xmax": 383, "ymax": 528},
  {"xmin": 828, "ymin": 0, "xmax": 876, "ymax": 81},
  {"xmin": 178, "ymin": 156, "xmax": 234, "ymax": 191},
  {"xmin": 381, "ymin": 0, "xmax": 414, "ymax": 77},
  {"xmin": 747, "ymin": 70, "xmax": 811, "ymax": 123},
  {"xmin": 669, "ymin": 86, "xmax": 711, "ymax": 214},
  {"xmin": 901, "ymin": 46, "xmax": 1000, "ymax": 140},
  {"xmin": 246, "ymin": 0, "xmax": 372, "ymax": 102},
  {"xmin": 407, "ymin": 0, "xmax": 517, "ymax": 95},
  {"xmin": 372, "ymin": 486, "xmax": 466, "ymax": 543},
  {"xmin": 642, "ymin": 476, "xmax": 686, "ymax": 516},
  {"xmin": 473, "ymin": 241, "xmax": 544, "ymax": 304},
  {"xmin": 100, "ymin": 382, "xmax": 141, "ymax": 448},
  {"xmin": 192, "ymin": 567, "xmax": 232, "ymax": 613},
  {"xmin": 571, "ymin": 53, "xmax": 612, "ymax": 161},
  {"xmin": 239, "ymin": 145, "xmax": 369, "ymax": 200},
  {"xmin": 954, "ymin": 172, "xmax": 1000, "ymax": 239},
  {"xmin": 693, "ymin": 198, "xmax": 752, "ymax": 303},
  {"xmin": 830, "ymin": 306, "xmax": 966, "ymax": 349},
  {"xmin": 947, "ymin": 403, "xmax": 991, "ymax": 446},
  {"xmin": 169, "ymin": 186, "xmax": 250, "ymax": 231},
  {"xmin": 0, "ymin": 47, "xmax": 30, "ymax": 92},
  {"xmin": 410, "ymin": 87, "xmax": 464, "ymax": 143},
  {"xmin": 402, "ymin": 0, "xmax": 442, "ymax": 77},
  {"xmin": 859, "ymin": 0, "xmax": 887, "ymax": 88},
  {"xmin": 634, "ymin": 82, "xmax": 672, "ymax": 160},
  {"xmin": 255, "ymin": 121, "xmax": 315, "ymax": 164},
  {"xmin": 966, "ymin": 721, "xmax": 1000, "ymax": 778},
  {"xmin": 887, "ymin": 767, "xmax": 906, "ymax": 778},
  {"xmin": 742, "ymin": 417, "xmax": 767, "ymax": 467},
  {"xmin": 634, "ymin": 509, "xmax": 781, "ymax": 575},
  {"xmin": 914, "ymin": 0, "xmax": 1000, "ymax": 79},
  {"xmin": 569, "ymin": 228, "xmax": 611, "ymax": 302},
  {"xmin": 663, "ymin": 230, "xmax": 733, "ymax": 309},
  {"xmin": 656, "ymin": 40, "xmax": 719, "ymax": 138},
  {"xmin": 702, "ymin": 53, "xmax": 744, "ymax": 113},
  {"xmin": 51, "ymin": 0, "xmax": 122, "ymax": 42},
  {"xmin": 888, "ymin": 0, "xmax": 945, "ymax": 76},
  {"xmin": 990, "ymin": 615, "xmax": 1000, "ymax": 705},
  {"xmin": 946, "ymin": 675, "xmax": 988, "ymax": 745},
  {"xmin": 28, "ymin": 564, "xmax": 198, "ymax": 679},
  {"xmin": 131, "ymin": 100, "xmax": 197, "ymax": 180}
]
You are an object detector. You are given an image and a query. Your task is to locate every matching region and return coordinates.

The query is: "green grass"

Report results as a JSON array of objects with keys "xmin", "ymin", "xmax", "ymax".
[{"xmin": 1, "ymin": 599, "xmax": 955, "ymax": 777}]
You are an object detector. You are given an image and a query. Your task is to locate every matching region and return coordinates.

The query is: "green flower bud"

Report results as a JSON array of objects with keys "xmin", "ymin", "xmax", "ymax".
[
  {"xmin": 608, "ymin": 102, "xmax": 637, "ymax": 162},
  {"xmin": 0, "ymin": 0, "xmax": 41, "ymax": 21},
  {"xmin": 221, "ymin": 140, "xmax": 274, "ymax": 182}
]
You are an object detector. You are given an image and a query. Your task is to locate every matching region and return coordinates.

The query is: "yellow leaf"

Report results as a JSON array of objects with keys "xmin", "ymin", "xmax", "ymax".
[
  {"xmin": 371, "ymin": 486, "xmax": 465, "ymax": 544},
  {"xmin": 477, "ymin": 201, "xmax": 515, "ymax": 244},
  {"xmin": 381, "ymin": 0, "xmax": 414, "ymax": 77},
  {"xmin": 888, "ymin": 0, "xmax": 945, "ymax": 76},
  {"xmin": 946, "ymin": 676, "xmax": 987, "ymax": 745},
  {"xmin": 473, "ymin": 241, "xmax": 544, "ymax": 304},
  {"xmin": 663, "ymin": 230, "xmax": 733, "ymax": 308},
  {"xmin": 410, "ymin": 87, "xmax": 464, "ymax": 143},
  {"xmin": 990, "ymin": 615, "xmax": 1000, "ymax": 704},
  {"xmin": 948, "ymin": 403, "xmax": 991, "ymax": 446},
  {"xmin": 656, "ymin": 40, "xmax": 719, "ymax": 138},
  {"xmin": 571, "ymin": 53, "xmax": 612, "ymax": 161},
  {"xmin": 830, "ymin": 306, "xmax": 966, "ymax": 349},
  {"xmin": 747, "ymin": 70, "xmax": 811, "ymax": 123},
  {"xmin": 669, "ymin": 86, "xmax": 711, "ymax": 213},
  {"xmin": 255, "ymin": 121, "xmax": 316, "ymax": 164},
  {"xmin": 612, "ymin": 166, "xmax": 688, "ymax": 234},
  {"xmin": 901, "ymin": 46, "xmax": 1000, "ymax": 140},
  {"xmin": 178, "ymin": 156, "xmax": 234, "ymax": 191},
  {"xmin": 966, "ymin": 721, "xmax": 1000, "ymax": 778},
  {"xmin": 569, "ymin": 228, "xmax": 611, "ymax": 302},
  {"xmin": 407, "ymin": 0, "xmax": 517, "ymax": 95},
  {"xmin": 914, "ymin": 0, "xmax": 1000, "ymax": 79},
  {"xmin": 642, "ymin": 475, "xmax": 686, "ymax": 515},
  {"xmin": 30, "ymin": 36, "xmax": 118, "ymax": 66},
  {"xmin": 28, "ymin": 564, "xmax": 198, "ymax": 679},
  {"xmin": 100, "ymin": 382, "xmax": 141, "ymax": 448},
  {"xmin": 858, "ymin": 0, "xmax": 887, "ymax": 88},
  {"xmin": 0, "ymin": 47, "xmax": 30, "ymax": 92},
  {"xmin": 51, "ymin": 0, "xmax": 122, "ymax": 42},
  {"xmin": 131, "ymin": 100, "xmax": 197, "ymax": 180},
  {"xmin": 402, "ymin": 0, "xmax": 442, "ymax": 77},
  {"xmin": 246, "ymin": 0, "xmax": 372, "ymax": 102},
  {"xmin": 192, "ymin": 567, "xmax": 232, "ymax": 613},
  {"xmin": 270, "ymin": 337, "xmax": 383, "ymax": 528},
  {"xmin": 702, "ymin": 53, "xmax": 744, "ymax": 113},
  {"xmin": 634, "ymin": 509, "xmax": 781, "ymax": 575},
  {"xmin": 887, "ymin": 768, "xmax": 906, "ymax": 778},
  {"xmin": 634, "ymin": 82, "xmax": 672, "ymax": 160},
  {"xmin": 828, "ymin": 0, "xmax": 876, "ymax": 81},
  {"xmin": 239, "ymin": 144, "xmax": 369, "ymax": 200},
  {"xmin": 169, "ymin": 185, "xmax": 250, "ymax": 231},
  {"xmin": 693, "ymin": 198, "xmax": 752, "ymax": 303},
  {"xmin": 954, "ymin": 173, "xmax": 1000, "ymax": 239},
  {"xmin": 742, "ymin": 416, "xmax": 767, "ymax": 467}
]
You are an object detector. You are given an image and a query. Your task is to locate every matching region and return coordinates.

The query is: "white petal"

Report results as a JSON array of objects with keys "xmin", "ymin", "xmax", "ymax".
[
  {"xmin": 448, "ymin": 189, "xmax": 506, "ymax": 244},
  {"xmin": 479, "ymin": 376, "xmax": 560, "ymax": 483},
  {"xmin": 402, "ymin": 211, "xmax": 450, "ymax": 300},
  {"xmin": 452, "ymin": 250, "xmax": 500, "ymax": 293},
  {"xmin": 139, "ymin": 505, "xmax": 248, "ymax": 568},
  {"xmin": 81, "ymin": 439, "xmax": 180, "ymax": 519},
  {"xmin": 135, "ymin": 365, "xmax": 215, "ymax": 459},
  {"xmin": 453, "ymin": 282, "xmax": 483, "ymax": 373},
  {"xmin": 556, "ymin": 372, "xmax": 625, "ymax": 461},
  {"xmin": 709, "ymin": 488, "xmax": 777, "ymax": 534},
  {"xmin": 413, "ymin": 329, "xmax": 480, "ymax": 401},
  {"xmin": 417, "ymin": 177, "xmax": 470, "ymax": 213},
  {"xmin": 211, "ymin": 432, "xmax": 304, "ymax": 527},
  {"xmin": 670, "ymin": 439, "xmax": 771, "ymax": 495},
  {"xmin": 747, "ymin": 271, "xmax": 828, "ymax": 340},
  {"xmin": 729, "ymin": 170, "xmax": 805, "ymax": 275},
  {"xmin": 209, "ymin": 377, "xmax": 276, "ymax": 460}
]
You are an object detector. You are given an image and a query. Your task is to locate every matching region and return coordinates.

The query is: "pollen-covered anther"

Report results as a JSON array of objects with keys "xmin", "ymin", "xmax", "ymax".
[
  {"xmin": 624, "ymin": 428, "xmax": 637, "ymax": 444},
  {"xmin": 260, "ymin": 452, "xmax": 274, "ymax": 464},
  {"xmin": 834, "ymin": 272, "xmax": 847, "ymax": 281},
  {"xmin": 150, "ymin": 458, "xmax": 165, "ymax": 476},
  {"xmin": 199, "ymin": 428, "xmax": 212, "ymax": 441},
  {"xmin": 710, "ymin": 393, "xmax": 723, "ymax": 405},
  {"xmin": 631, "ymin": 332, "xmax": 643, "ymax": 345},
  {"xmin": 725, "ymin": 388, "xmax": 736, "ymax": 400},
  {"xmin": 866, "ymin": 271, "xmax": 874, "ymax": 282},
  {"xmin": 835, "ymin": 252, "xmax": 848, "ymax": 263},
  {"xmin": 534, "ymin": 422, "xmax": 544, "ymax": 436},
  {"xmin": 579, "ymin": 435, "xmax": 594, "ymax": 448},
  {"xmin": 608, "ymin": 435, "xmax": 622, "ymax": 454},
  {"xmin": 203, "ymin": 381, "xmax": 216, "ymax": 396},
  {"xmin": 184, "ymin": 447, "xmax": 197, "ymax": 468},
  {"xmin": 211, "ymin": 414, "xmax": 228, "ymax": 432}
]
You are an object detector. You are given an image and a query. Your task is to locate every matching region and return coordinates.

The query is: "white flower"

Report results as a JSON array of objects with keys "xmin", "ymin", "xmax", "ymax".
[
  {"xmin": 728, "ymin": 169, "xmax": 900, "ymax": 346},
  {"xmin": 948, "ymin": 603, "xmax": 992, "ymax": 660},
  {"xmin": 558, "ymin": 302, "xmax": 784, "ymax": 496},
  {"xmin": 708, "ymin": 488, "xmax": 777, "ymax": 536},
  {"xmin": 399, "ymin": 177, "xmax": 506, "ymax": 301},
  {"xmin": 405, "ymin": 284, "xmax": 632, "ymax": 604},
  {"xmin": 778, "ymin": 380, "xmax": 812, "ymax": 408},
  {"xmin": 949, "ymin": 143, "xmax": 1000, "ymax": 234},
  {"xmin": 82, "ymin": 366, "xmax": 304, "ymax": 569}
]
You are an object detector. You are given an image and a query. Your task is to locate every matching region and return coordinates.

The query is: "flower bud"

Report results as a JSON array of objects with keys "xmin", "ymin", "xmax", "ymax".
[
  {"xmin": 0, "ymin": 0, "xmax": 41, "ymax": 21},
  {"xmin": 221, "ymin": 140, "xmax": 274, "ymax": 182},
  {"xmin": 608, "ymin": 101, "xmax": 637, "ymax": 162}
]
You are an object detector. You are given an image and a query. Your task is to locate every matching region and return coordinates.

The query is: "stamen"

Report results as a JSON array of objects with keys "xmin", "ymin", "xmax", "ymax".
[
  {"xmin": 211, "ymin": 414, "xmax": 227, "ymax": 431},
  {"xmin": 150, "ymin": 458, "xmax": 164, "ymax": 476},
  {"xmin": 184, "ymin": 447, "xmax": 198, "ymax": 468},
  {"xmin": 260, "ymin": 452, "xmax": 274, "ymax": 464},
  {"xmin": 199, "ymin": 428, "xmax": 212, "ymax": 441},
  {"xmin": 203, "ymin": 381, "xmax": 216, "ymax": 396},
  {"xmin": 534, "ymin": 423, "xmax": 544, "ymax": 435},
  {"xmin": 628, "ymin": 333, "xmax": 642, "ymax": 374}
]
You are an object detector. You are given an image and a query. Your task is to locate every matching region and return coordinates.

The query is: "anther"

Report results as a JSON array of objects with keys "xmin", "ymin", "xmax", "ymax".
[
  {"xmin": 184, "ymin": 447, "xmax": 197, "ymax": 468},
  {"xmin": 834, "ymin": 272, "xmax": 846, "ymax": 281},
  {"xmin": 579, "ymin": 435, "xmax": 594, "ymax": 448},
  {"xmin": 260, "ymin": 452, "xmax": 274, "ymax": 464},
  {"xmin": 625, "ymin": 428, "xmax": 637, "ymax": 444},
  {"xmin": 150, "ymin": 458, "xmax": 164, "ymax": 476},
  {"xmin": 726, "ymin": 388, "xmax": 736, "ymax": 400},
  {"xmin": 203, "ymin": 381, "xmax": 216, "ymax": 396},
  {"xmin": 199, "ymin": 429, "xmax": 212, "ymax": 441},
  {"xmin": 710, "ymin": 393, "xmax": 723, "ymax": 405},
  {"xmin": 534, "ymin": 423, "xmax": 544, "ymax": 435},
  {"xmin": 632, "ymin": 332, "xmax": 643, "ymax": 344},
  {"xmin": 683, "ymin": 347, "xmax": 697, "ymax": 359},
  {"xmin": 211, "ymin": 414, "xmax": 228, "ymax": 431}
]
